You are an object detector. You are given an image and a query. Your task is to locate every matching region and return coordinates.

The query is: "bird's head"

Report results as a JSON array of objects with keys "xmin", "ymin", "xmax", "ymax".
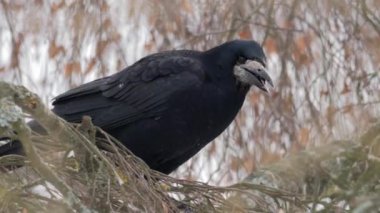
[{"xmin": 231, "ymin": 40, "xmax": 273, "ymax": 92}]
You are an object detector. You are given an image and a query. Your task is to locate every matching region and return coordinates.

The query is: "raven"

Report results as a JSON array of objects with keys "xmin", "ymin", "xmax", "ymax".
[{"xmin": 1, "ymin": 40, "xmax": 273, "ymax": 174}]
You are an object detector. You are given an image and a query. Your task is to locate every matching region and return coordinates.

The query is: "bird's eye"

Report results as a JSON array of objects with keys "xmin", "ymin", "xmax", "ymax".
[{"xmin": 237, "ymin": 57, "xmax": 247, "ymax": 64}]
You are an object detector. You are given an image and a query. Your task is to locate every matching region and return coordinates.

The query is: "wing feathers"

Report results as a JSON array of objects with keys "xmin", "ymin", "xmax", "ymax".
[
  {"xmin": 52, "ymin": 50, "xmax": 204, "ymax": 129},
  {"xmin": 53, "ymin": 78, "xmax": 105, "ymax": 103}
]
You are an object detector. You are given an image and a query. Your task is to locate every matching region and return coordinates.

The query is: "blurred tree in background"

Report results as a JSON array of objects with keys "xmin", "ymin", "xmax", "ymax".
[
  {"xmin": 0, "ymin": 0, "xmax": 379, "ymax": 212},
  {"xmin": 3, "ymin": 0, "xmax": 378, "ymax": 184}
]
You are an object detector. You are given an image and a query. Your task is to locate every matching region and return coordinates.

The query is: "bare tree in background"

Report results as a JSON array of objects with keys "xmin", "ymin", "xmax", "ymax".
[{"xmin": 0, "ymin": 0, "xmax": 379, "ymax": 211}]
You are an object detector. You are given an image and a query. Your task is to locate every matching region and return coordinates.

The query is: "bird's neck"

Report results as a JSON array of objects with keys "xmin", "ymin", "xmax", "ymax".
[
  {"xmin": 201, "ymin": 42, "xmax": 240, "ymax": 80},
  {"xmin": 203, "ymin": 41, "xmax": 240, "ymax": 67}
]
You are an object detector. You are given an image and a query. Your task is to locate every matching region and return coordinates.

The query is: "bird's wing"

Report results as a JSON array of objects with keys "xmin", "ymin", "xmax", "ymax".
[{"xmin": 52, "ymin": 52, "xmax": 204, "ymax": 129}]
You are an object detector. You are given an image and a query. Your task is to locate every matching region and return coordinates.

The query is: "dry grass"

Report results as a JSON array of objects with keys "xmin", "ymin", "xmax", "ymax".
[{"xmin": 0, "ymin": 81, "xmax": 379, "ymax": 212}]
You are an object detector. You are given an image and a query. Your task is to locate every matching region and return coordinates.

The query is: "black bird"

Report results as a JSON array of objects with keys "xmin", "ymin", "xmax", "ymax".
[{"xmin": 1, "ymin": 40, "xmax": 273, "ymax": 174}]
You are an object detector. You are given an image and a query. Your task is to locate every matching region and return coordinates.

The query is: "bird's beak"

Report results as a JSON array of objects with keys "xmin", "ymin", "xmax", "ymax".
[{"xmin": 234, "ymin": 60, "xmax": 274, "ymax": 92}]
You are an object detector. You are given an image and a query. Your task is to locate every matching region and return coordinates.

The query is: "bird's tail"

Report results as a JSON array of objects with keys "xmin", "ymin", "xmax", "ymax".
[
  {"xmin": 0, "ymin": 139, "xmax": 22, "ymax": 156},
  {"xmin": 0, "ymin": 120, "xmax": 44, "ymax": 157}
]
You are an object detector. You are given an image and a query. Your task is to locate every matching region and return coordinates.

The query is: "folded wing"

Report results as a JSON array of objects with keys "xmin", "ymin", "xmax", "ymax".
[{"xmin": 52, "ymin": 51, "xmax": 204, "ymax": 130}]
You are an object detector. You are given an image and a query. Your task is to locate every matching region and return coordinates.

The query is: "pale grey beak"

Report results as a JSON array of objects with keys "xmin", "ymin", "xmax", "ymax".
[{"xmin": 234, "ymin": 60, "xmax": 273, "ymax": 92}]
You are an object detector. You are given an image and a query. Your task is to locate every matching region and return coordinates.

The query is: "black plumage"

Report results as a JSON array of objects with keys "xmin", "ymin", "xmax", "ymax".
[{"xmin": 2, "ymin": 40, "xmax": 273, "ymax": 174}]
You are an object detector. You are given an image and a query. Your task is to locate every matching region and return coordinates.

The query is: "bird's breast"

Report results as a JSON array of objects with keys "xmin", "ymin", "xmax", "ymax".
[
  {"xmin": 167, "ymin": 81, "xmax": 246, "ymax": 144},
  {"xmin": 108, "ymin": 80, "xmax": 247, "ymax": 173}
]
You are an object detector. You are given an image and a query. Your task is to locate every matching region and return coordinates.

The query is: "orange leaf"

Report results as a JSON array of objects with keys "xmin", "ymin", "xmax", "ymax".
[
  {"xmin": 96, "ymin": 40, "xmax": 109, "ymax": 56},
  {"xmin": 249, "ymin": 91, "xmax": 261, "ymax": 104},
  {"xmin": 341, "ymin": 82, "xmax": 351, "ymax": 94},
  {"xmin": 283, "ymin": 20, "xmax": 294, "ymax": 30},
  {"xmin": 102, "ymin": 18, "xmax": 112, "ymax": 30},
  {"xmin": 230, "ymin": 156, "xmax": 240, "ymax": 172},
  {"xmin": 320, "ymin": 89, "xmax": 329, "ymax": 97},
  {"xmin": 49, "ymin": 42, "xmax": 65, "ymax": 58},
  {"xmin": 181, "ymin": 0, "xmax": 193, "ymax": 12},
  {"xmin": 260, "ymin": 150, "xmax": 281, "ymax": 165},
  {"xmin": 243, "ymin": 155, "xmax": 255, "ymax": 171},
  {"xmin": 298, "ymin": 128, "xmax": 310, "ymax": 146},
  {"xmin": 326, "ymin": 105, "xmax": 337, "ymax": 125},
  {"xmin": 343, "ymin": 104, "xmax": 353, "ymax": 114},
  {"xmin": 85, "ymin": 58, "xmax": 97, "ymax": 74},
  {"xmin": 100, "ymin": 1, "xmax": 109, "ymax": 12},
  {"xmin": 264, "ymin": 37, "xmax": 277, "ymax": 54},
  {"xmin": 292, "ymin": 33, "xmax": 313, "ymax": 68},
  {"xmin": 51, "ymin": 0, "xmax": 65, "ymax": 13},
  {"xmin": 207, "ymin": 142, "xmax": 216, "ymax": 155},
  {"xmin": 144, "ymin": 41, "xmax": 155, "ymax": 52},
  {"xmin": 64, "ymin": 62, "xmax": 81, "ymax": 77},
  {"xmin": 238, "ymin": 26, "xmax": 252, "ymax": 40}
]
